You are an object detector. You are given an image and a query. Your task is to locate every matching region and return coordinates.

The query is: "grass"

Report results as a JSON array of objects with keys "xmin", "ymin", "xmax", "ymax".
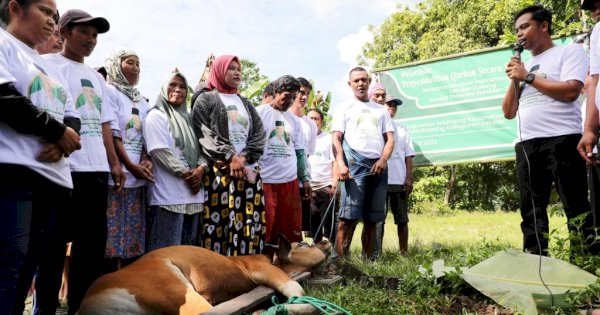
[
  {"xmin": 378, "ymin": 210, "xmax": 567, "ymax": 251},
  {"xmin": 304, "ymin": 210, "xmax": 573, "ymax": 315}
]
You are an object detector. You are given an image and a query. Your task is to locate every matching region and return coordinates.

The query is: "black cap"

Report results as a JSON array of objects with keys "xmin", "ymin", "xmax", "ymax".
[
  {"xmin": 385, "ymin": 94, "xmax": 402, "ymax": 106},
  {"xmin": 58, "ymin": 9, "xmax": 109, "ymax": 33},
  {"xmin": 582, "ymin": 0, "xmax": 599, "ymax": 10}
]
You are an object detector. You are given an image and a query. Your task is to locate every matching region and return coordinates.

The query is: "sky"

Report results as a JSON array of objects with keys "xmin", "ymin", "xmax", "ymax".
[{"xmin": 57, "ymin": 0, "xmax": 420, "ymax": 105}]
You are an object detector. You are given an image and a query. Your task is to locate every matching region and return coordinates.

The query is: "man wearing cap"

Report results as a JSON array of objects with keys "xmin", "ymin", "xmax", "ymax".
[
  {"xmin": 383, "ymin": 94, "xmax": 414, "ymax": 256},
  {"xmin": 332, "ymin": 68, "xmax": 395, "ymax": 262},
  {"xmin": 578, "ymin": 0, "xmax": 600, "ymax": 255},
  {"xmin": 502, "ymin": 4, "xmax": 593, "ymax": 255},
  {"xmin": 369, "ymin": 84, "xmax": 415, "ymax": 257},
  {"xmin": 43, "ymin": 9, "xmax": 123, "ymax": 314}
]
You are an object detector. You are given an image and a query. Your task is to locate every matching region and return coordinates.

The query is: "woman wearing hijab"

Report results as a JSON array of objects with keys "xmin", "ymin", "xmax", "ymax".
[
  {"xmin": 103, "ymin": 48, "xmax": 153, "ymax": 268},
  {"xmin": 192, "ymin": 55, "xmax": 266, "ymax": 256},
  {"xmin": 144, "ymin": 69, "xmax": 207, "ymax": 250}
]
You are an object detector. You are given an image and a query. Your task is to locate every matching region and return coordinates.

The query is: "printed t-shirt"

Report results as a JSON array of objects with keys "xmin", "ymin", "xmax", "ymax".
[
  {"xmin": 0, "ymin": 28, "xmax": 78, "ymax": 188},
  {"xmin": 44, "ymin": 53, "xmax": 110, "ymax": 172},
  {"xmin": 256, "ymin": 104, "xmax": 304, "ymax": 183},
  {"xmin": 143, "ymin": 109, "xmax": 204, "ymax": 206},
  {"xmin": 331, "ymin": 99, "xmax": 395, "ymax": 159},
  {"xmin": 309, "ymin": 131, "xmax": 334, "ymax": 190},
  {"xmin": 104, "ymin": 84, "xmax": 150, "ymax": 188},
  {"xmin": 518, "ymin": 44, "xmax": 588, "ymax": 141},
  {"xmin": 387, "ymin": 122, "xmax": 415, "ymax": 185}
]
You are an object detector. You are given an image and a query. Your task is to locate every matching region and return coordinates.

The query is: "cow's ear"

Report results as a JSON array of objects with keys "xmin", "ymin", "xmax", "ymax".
[{"xmin": 277, "ymin": 233, "xmax": 292, "ymax": 261}]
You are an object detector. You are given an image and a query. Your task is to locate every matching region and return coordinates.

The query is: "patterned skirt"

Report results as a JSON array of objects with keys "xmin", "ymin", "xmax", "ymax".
[
  {"xmin": 105, "ymin": 186, "xmax": 146, "ymax": 259},
  {"xmin": 200, "ymin": 165, "xmax": 266, "ymax": 256}
]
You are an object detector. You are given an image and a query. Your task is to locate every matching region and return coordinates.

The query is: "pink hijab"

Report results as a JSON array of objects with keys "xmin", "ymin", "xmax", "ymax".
[
  {"xmin": 207, "ymin": 55, "xmax": 239, "ymax": 94},
  {"xmin": 368, "ymin": 83, "xmax": 386, "ymax": 99}
]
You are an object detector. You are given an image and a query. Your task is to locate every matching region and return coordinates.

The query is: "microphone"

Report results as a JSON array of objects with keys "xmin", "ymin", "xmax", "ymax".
[
  {"xmin": 512, "ymin": 43, "xmax": 524, "ymax": 92},
  {"xmin": 513, "ymin": 43, "xmax": 524, "ymax": 59}
]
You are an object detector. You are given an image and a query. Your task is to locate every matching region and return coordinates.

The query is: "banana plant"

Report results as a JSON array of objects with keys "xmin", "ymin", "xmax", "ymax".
[{"xmin": 240, "ymin": 78, "xmax": 269, "ymax": 105}]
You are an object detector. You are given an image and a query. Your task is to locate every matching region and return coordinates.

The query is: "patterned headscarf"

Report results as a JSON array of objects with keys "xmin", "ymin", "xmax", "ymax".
[
  {"xmin": 154, "ymin": 69, "xmax": 200, "ymax": 167},
  {"xmin": 368, "ymin": 83, "xmax": 386, "ymax": 99},
  {"xmin": 207, "ymin": 55, "xmax": 239, "ymax": 94},
  {"xmin": 105, "ymin": 48, "xmax": 142, "ymax": 102}
]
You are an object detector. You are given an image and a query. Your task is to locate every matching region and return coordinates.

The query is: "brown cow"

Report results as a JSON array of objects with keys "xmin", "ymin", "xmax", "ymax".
[{"xmin": 76, "ymin": 235, "xmax": 331, "ymax": 315}]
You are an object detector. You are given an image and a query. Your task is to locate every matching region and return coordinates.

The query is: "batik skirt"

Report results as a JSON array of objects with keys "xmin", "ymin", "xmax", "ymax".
[
  {"xmin": 200, "ymin": 165, "xmax": 265, "ymax": 256},
  {"xmin": 105, "ymin": 186, "xmax": 146, "ymax": 259}
]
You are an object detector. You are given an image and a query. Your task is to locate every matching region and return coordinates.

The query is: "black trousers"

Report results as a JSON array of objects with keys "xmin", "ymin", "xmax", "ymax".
[
  {"xmin": 586, "ymin": 165, "xmax": 600, "ymax": 254},
  {"xmin": 515, "ymin": 134, "xmax": 592, "ymax": 255},
  {"xmin": 8, "ymin": 166, "xmax": 71, "ymax": 315},
  {"xmin": 66, "ymin": 172, "xmax": 108, "ymax": 315}
]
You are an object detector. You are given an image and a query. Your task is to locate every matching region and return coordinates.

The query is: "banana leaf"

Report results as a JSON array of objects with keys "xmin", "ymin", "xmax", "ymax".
[
  {"xmin": 418, "ymin": 259, "xmax": 466, "ymax": 279},
  {"xmin": 240, "ymin": 78, "xmax": 269, "ymax": 101},
  {"xmin": 460, "ymin": 249, "xmax": 598, "ymax": 315}
]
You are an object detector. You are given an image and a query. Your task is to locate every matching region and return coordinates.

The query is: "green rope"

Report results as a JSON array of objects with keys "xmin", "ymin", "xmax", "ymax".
[{"xmin": 261, "ymin": 295, "xmax": 352, "ymax": 315}]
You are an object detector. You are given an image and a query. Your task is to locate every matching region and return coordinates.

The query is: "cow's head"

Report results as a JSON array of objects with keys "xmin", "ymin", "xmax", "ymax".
[{"xmin": 274, "ymin": 234, "xmax": 332, "ymax": 274}]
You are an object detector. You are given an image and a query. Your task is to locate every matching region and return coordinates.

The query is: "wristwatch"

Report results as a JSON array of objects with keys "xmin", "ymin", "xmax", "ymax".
[{"xmin": 524, "ymin": 72, "xmax": 535, "ymax": 84}]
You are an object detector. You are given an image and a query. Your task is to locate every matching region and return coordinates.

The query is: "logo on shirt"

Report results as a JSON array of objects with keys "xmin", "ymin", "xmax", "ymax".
[
  {"xmin": 268, "ymin": 120, "xmax": 290, "ymax": 145},
  {"xmin": 226, "ymin": 105, "xmax": 248, "ymax": 128},
  {"xmin": 354, "ymin": 109, "xmax": 380, "ymax": 140},
  {"xmin": 76, "ymin": 79, "xmax": 102, "ymax": 137},
  {"xmin": 124, "ymin": 106, "xmax": 143, "ymax": 154},
  {"xmin": 28, "ymin": 63, "xmax": 67, "ymax": 120},
  {"xmin": 76, "ymin": 79, "xmax": 102, "ymax": 112}
]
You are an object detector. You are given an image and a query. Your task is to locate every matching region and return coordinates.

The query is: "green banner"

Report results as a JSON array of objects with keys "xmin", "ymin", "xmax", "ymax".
[{"xmin": 376, "ymin": 36, "xmax": 577, "ymax": 166}]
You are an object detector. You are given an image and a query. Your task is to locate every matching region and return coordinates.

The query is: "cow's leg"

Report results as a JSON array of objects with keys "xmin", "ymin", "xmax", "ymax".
[
  {"xmin": 177, "ymin": 286, "xmax": 213, "ymax": 315},
  {"xmin": 244, "ymin": 262, "xmax": 305, "ymax": 298}
]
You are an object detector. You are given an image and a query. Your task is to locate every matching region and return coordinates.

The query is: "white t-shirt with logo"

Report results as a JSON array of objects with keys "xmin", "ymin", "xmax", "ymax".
[
  {"xmin": 104, "ymin": 85, "xmax": 150, "ymax": 188},
  {"xmin": 293, "ymin": 114, "xmax": 317, "ymax": 186},
  {"xmin": 518, "ymin": 44, "xmax": 588, "ymax": 141},
  {"xmin": 0, "ymin": 29, "xmax": 78, "ymax": 188},
  {"xmin": 219, "ymin": 93, "xmax": 250, "ymax": 156},
  {"xmin": 143, "ymin": 109, "xmax": 204, "ymax": 206},
  {"xmin": 44, "ymin": 53, "xmax": 110, "ymax": 173},
  {"xmin": 331, "ymin": 99, "xmax": 395, "ymax": 159},
  {"xmin": 256, "ymin": 104, "xmax": 304, "ymax": 183},
  {"xmin": 388, "ymin": 122, "xmax": 415, "ymax": 185},
  {"xmin": 590, "ymin": 23, "xmax": 600, "ymax": 116},
  {"xmin": 309, "ymin": 131, "xmax": 334, "ymax": 189},
  {"xmin": 298, "ymin": 115, "xmax": 317, "ymax": 156}
]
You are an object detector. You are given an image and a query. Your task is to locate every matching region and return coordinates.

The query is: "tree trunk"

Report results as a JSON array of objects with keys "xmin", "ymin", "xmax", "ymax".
[{"xmin": 445, "ymin": 165, "xmax": 457, "ymax": 205}]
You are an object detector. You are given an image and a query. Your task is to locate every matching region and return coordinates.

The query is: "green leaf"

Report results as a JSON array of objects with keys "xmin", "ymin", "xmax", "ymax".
[
  {"xmin": 418, "ymin": 259, "xmax": 466, "ymax": 279},
  {"xmin": 240, "ymin": 77, "xmax": 269, "ymax": 102},
  {"xmin": 460, "ymin": 249, "xmax": 598, "ymax": 315}
]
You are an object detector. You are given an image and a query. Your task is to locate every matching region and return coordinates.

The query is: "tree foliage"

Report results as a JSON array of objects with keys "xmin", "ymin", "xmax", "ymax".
[
  {"xmin": 360, "ymin": 0, "xmax": 589, "ymax": 211},
  {"xmin": 240, "ymin": 59, "xmax": 269, "ymax": 106},
  {"xmin": 361, "ymin": 0, "xmax": 589, "ymax": 69}
]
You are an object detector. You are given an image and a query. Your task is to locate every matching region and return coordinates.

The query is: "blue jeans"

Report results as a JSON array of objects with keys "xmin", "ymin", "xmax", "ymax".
[
  {"xmin": 147, "ymin": 206, "xmax": 200, "ymax": 252},
  {"xmin": 338, "ymin": 142, "xmax": 388, "ymax": 223}
]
